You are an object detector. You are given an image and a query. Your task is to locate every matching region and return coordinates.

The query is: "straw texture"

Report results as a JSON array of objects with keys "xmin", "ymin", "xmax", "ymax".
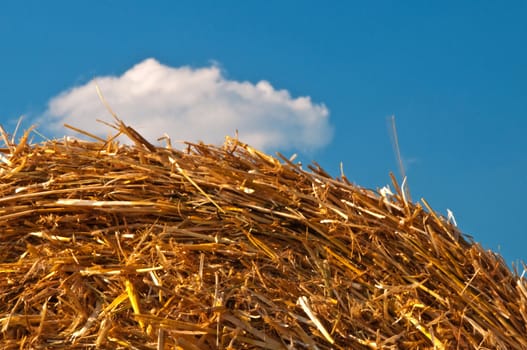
[{"xmin": 1, "ymin": 122, "xmax": 526, "ymax": 349}]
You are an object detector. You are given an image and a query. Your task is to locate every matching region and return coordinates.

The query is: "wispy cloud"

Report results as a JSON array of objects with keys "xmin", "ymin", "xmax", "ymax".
[{"xmin": 41, "ymin": 58, "xmax": 332, "ymax": 151}]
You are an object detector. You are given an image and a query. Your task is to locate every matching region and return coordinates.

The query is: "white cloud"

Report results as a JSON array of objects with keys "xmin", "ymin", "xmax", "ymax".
[{"xmin": 42, "ymin": 58, "xmax": 332, "ymax": 152}]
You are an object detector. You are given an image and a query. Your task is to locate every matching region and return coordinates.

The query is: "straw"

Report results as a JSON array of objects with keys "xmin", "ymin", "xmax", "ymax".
[{"xmin": 0, "ymin": 120, "xmax": 526, "ymax": 349}]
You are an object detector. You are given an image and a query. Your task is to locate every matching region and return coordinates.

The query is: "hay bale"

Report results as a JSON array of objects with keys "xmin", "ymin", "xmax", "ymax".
[{"xmin": 0, "ymin": 121, "xmax": 526, "ymax": 349}]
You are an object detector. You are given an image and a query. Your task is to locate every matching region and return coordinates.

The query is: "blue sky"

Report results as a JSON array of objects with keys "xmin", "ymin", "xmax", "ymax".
[{"xmin": 1, "ymin": 1, "xmax": 526, "ymax": 266}]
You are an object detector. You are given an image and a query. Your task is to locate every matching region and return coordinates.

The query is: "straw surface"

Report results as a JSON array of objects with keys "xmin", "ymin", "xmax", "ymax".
[{"xmin": 1, "ymin": 122, "xmax": 526, "ymax": 349}]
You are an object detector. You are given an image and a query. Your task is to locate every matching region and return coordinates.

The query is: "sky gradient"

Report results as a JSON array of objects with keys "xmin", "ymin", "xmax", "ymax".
[{"xmin": 1, "ymin": 1, "xmax": 526, "ymax": 266}]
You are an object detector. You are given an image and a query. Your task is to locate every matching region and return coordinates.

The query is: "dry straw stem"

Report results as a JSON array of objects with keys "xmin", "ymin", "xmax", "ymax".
[{"xmin": 0, "ymin": 121, "xmax": 526, "ymax": 349}]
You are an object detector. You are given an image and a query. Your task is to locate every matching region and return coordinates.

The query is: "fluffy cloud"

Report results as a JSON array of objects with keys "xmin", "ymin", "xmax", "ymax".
[{"xmin": 42, "ymin": 58, "xmax": 332, "ymax": 152}]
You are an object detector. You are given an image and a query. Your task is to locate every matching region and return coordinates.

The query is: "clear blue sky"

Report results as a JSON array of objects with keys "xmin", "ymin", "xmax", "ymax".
[{"xmin": 1, "ymin": 1, "xmax": 526, "ymax": 266}]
